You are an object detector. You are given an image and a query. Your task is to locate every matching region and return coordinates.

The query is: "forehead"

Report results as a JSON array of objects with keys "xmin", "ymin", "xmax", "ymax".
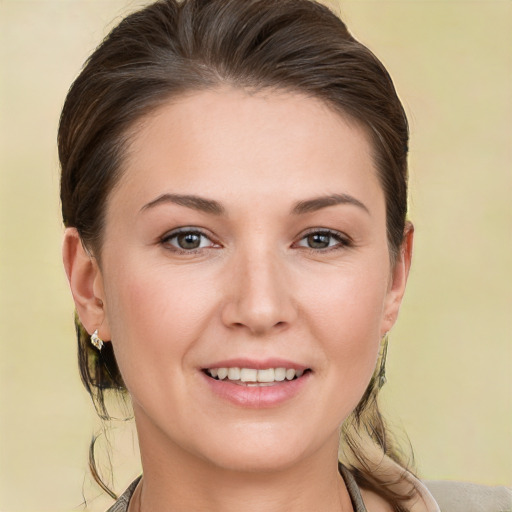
[{"xmin": 114, "ymin": 87, "xmax": 382, "ymax": 213}]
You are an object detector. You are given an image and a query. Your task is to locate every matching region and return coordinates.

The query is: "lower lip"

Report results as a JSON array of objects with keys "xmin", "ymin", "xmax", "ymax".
[{"xmin": 202, "ymin": 372, "xmax": 311, "ymax": 408}]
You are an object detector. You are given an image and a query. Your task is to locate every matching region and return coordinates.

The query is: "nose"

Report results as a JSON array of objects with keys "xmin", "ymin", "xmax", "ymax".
[{"xmin": 221, "ymin": 247, "xmax": 297, "ymax": 336}]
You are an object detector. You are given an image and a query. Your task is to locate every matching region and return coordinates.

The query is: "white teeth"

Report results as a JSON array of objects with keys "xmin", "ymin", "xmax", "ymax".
[
  {"xmin": 217, "ymin": 367, "xmax": 228, "ymax": 380},
  {"xmin": 274, "ymin": 368, "xmax": 286, "ymax": 381},
  {"xmin": 240, "ymin": 368, "xmax": 258, "ymax": 382},
  {"xmin": 285, "ymin": 369, "xmax": 296, "ymax": 380},
  {"xmin": 257, "ymin": 368, "xmax": 275, "ymax": 382},
  {"xmin": 227, "ymin": 367, "xmax": 240, "ymax": 380},
  {"xmin": 207, "ymin": 367, "xmax": 307, "ymax": 383}
]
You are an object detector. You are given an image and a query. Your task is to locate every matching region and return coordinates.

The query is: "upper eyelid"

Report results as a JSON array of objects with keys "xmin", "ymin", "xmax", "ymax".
[
  {"xmin": 161, "ymin": 227, "xmax": 212, "ymax": 239},
  {"xmin": 297, "ymin": 227, "xmax": 349, "ymax": 240},
  {"xmin": 300, "ymin": 228, "xmax": 341, "ymax": 235}
]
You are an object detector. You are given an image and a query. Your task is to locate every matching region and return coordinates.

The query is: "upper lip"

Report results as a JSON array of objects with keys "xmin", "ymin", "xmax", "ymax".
[{"xmin": 201, "ymin": 358, "xmax": 309, "ymax": 371}]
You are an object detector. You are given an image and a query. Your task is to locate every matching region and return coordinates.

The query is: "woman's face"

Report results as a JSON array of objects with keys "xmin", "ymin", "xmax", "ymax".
[{"xmin": 86, "ymin": 88, "xmax": 411, "ymax": 472}]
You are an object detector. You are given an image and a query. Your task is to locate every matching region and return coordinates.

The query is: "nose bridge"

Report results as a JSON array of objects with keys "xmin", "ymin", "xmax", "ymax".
[{"xmin": 223, "ymin": 239, "xmax": 295, "ymax": 334}]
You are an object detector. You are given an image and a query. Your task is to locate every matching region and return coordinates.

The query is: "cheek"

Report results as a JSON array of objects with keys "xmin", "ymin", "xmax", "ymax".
[
  {"xmin": 302, "ymin": 262, "xmax": 388, "ymax": 340},
  {"xmin": 102, "ymin": 262, "xmax": 220, "ymax": 387},
  {"xmin": 299, "ymin": 263, "xmax": 387, "ymax": 409}
]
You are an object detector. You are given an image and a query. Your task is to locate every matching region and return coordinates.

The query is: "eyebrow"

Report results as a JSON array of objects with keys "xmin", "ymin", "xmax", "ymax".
[
  {"xmin": 140, "ymin": 192, "xmax": 368, "ymax": 217},
  {"xmin": 291, "ymin": 193, "xmax": 370, "ymax": 215},
  {"xmin": 140, "ymin": 193, "xmax": 225, "ymax": 215}
]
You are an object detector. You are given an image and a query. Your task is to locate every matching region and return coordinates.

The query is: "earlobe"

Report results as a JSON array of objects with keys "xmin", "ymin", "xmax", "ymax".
[
  {"xmin": 381, "ymin": 222, "xmax": 414, "ymax": 335},
  {"xmin": 62, "ymin": 228, "xmax": 110, "ymax": 341}
]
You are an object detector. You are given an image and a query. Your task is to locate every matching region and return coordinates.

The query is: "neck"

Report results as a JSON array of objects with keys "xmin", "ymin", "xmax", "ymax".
[{"xmin": 132, "ymin": 413, "xmax": 354, "ymax": 512}]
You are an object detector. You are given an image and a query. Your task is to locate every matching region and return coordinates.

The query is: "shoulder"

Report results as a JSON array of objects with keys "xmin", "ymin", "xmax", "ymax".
[
  {"xmin": 424, "ymin": 480, "xmax": 512, "ymax": 512},
  {"xmin": 360, "ymin": 480, "xmax": 512, "ymax": 512}
]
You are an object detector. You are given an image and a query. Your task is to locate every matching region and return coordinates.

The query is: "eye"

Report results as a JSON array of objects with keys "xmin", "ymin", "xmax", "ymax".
[
  {"xmin": 295, "ymin": 230, "xmax": 349, "ymax": 250},
  {"xmin": 162, "ymin": 228, "xmax": 217, "ymax": 252}
]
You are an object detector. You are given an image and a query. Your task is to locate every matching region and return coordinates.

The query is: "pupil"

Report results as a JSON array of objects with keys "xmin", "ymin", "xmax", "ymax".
[
  {"xmin": 178, "ymin": 233, "xmax": 200, "ymax": 249},
  {"xmin": 308, "ymin": 233, "xmax": 330, "ymax": 249}
]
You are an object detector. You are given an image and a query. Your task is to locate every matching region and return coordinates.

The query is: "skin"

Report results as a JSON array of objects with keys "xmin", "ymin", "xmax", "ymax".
[{"xmin": 63, "ymin": 88, "xmax": 412, "ymax": 512}]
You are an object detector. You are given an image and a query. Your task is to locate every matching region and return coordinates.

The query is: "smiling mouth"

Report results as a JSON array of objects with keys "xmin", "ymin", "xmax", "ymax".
[{"xmin": 203, "ymin": 367, "xmax": 312, "ymax": 386}]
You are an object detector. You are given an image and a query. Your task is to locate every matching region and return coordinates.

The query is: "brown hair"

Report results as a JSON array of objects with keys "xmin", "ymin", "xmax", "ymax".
[{"xmin": 59, "ymin": 0, "xmax": 413, "ymax": 509}]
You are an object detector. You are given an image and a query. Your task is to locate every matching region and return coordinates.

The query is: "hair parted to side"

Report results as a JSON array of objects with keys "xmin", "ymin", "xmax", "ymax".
[{"xmin": 59, "ymin": 0, "xmax": 413, "ymax": 508}]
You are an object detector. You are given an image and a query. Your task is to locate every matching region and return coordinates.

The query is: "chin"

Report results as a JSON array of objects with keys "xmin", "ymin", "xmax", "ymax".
[
  {"xmin": 193, "ymin": 424, "xmax": 332, "ymax": 475},
  {"xmin": 206, "ymin": 448, "xmax": 306, "ymax": 474}
]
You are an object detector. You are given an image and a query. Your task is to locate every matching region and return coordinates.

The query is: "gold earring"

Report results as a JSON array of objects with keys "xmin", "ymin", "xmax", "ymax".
[{"xmin": 91, "ymin": 329, "xmax": 104, "ymax": 350}]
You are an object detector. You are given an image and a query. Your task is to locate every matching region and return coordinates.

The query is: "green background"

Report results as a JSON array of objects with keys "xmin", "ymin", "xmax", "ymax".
[{"xmin": 1, "ymin": 1, "xmax": 510, "ymax": 510}]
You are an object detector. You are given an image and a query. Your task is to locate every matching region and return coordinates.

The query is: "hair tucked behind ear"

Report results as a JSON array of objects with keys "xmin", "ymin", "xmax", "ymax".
[{"xmin": 60, "ymin": 0, "xmax": 414, "ymax": 508}]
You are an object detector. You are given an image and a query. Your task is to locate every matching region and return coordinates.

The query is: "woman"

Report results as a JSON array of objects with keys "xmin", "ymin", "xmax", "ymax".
[{"xmin": 60, "ymin": 0, "xmax": 439, "ymax": 510}]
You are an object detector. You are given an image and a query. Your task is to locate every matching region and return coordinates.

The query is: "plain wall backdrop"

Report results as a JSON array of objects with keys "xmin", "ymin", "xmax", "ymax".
[{"xmin": 0, "ymin": 0, "xmax": 510, "ymax": 510}]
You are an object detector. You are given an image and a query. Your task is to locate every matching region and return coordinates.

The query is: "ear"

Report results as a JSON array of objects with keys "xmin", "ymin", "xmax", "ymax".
[
  {"xmin": 62, "ymin": 227, "xmax": 111, "ymax": 342},
  {"xmin": 381, "ymin": 222, "xmax": 414, "ymax": 335}
]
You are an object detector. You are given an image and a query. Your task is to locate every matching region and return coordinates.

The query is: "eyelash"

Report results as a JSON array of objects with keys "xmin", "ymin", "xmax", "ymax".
[
  {"xmin": 160, "ymin": 227, "xmax": 351, "ymax": 254},
  {"xmin": 293, "ymin": 229, "xmax": 352, "ymax": 254},
  {"xmin": 160, "ymin": 228, "xmax": 219, "ymax": 254}
]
